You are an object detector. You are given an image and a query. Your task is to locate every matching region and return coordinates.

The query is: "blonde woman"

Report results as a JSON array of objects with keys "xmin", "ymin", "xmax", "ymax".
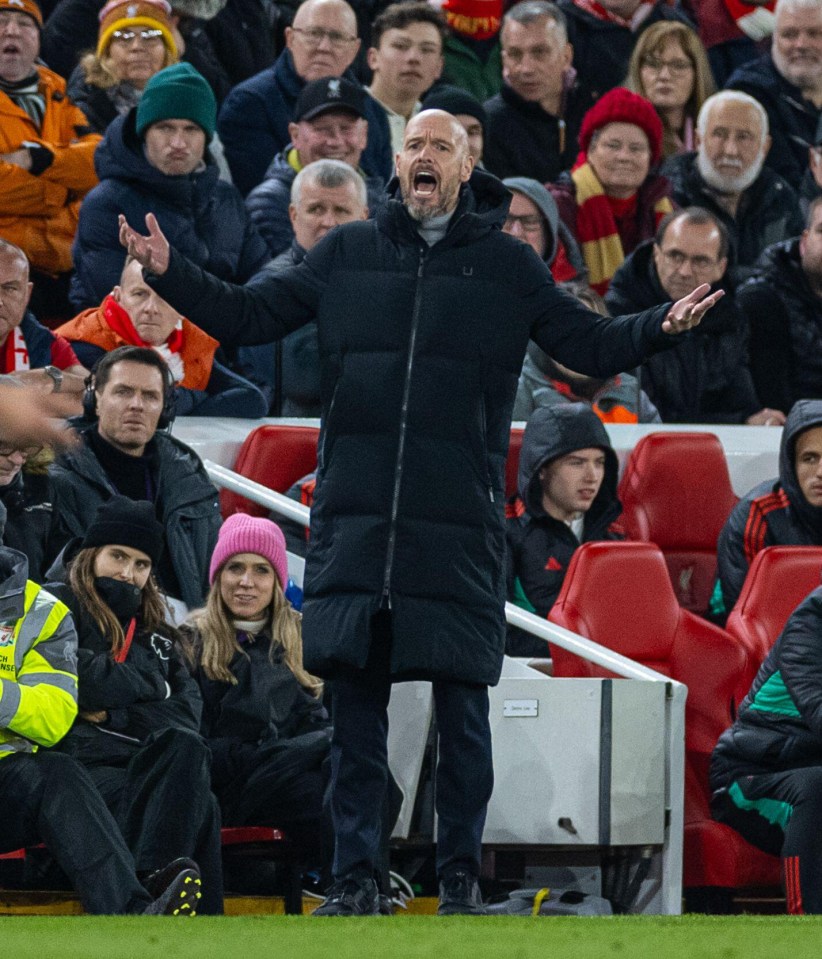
[
  {"xmin": 184, "ymin": 514, "xmax": 331, "ymax": 879},
  {"xmin": 625, "ymin": 21, "xmax": 715, "ymax": 160}
]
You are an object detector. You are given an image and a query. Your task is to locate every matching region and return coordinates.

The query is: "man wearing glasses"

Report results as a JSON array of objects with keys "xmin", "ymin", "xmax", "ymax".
[
  {"xmin": 606, "ymin": 206, "xmax": 784, "ymax": 426},
  {"xmin": 218, "ymin": 0, "xmax": 393, "ymax": 196},
  {"xmin": 664, "ymin": 90, "xmax": 803, "ymax": 282},
  {"xmin": 0, "ymin": 0, "xmax": 100, "ymax": 312}
]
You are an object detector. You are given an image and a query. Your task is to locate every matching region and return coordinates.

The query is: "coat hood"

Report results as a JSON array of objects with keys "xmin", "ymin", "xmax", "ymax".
[
  {"xmin": 502, "ymin": 176, "xmax": 559, "ymax": 263},
  {"xmin": 0, "ymin": 546, "xmax": 29, "ymax": 622},
  {"xmin": 517, "ymin": 403, "xmax": 620, "ymax": 520},
  {"xmin": 95, "ymin": 109, "xmax": 219, "ymax": 204},
  {"xmin": 779, "ymin": 399, "xmax": 822, "ymax": 534}
]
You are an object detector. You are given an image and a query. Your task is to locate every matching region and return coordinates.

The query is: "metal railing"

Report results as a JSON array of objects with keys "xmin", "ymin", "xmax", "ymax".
[{"xmin": 203, "ymin": 459, "xmax": 686, "ymax": 913}]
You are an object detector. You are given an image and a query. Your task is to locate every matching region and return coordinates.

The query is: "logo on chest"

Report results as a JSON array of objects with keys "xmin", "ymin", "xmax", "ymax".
[{"xmin": 150, "ymin": 634, "xmax": 173, "ymax": 661}]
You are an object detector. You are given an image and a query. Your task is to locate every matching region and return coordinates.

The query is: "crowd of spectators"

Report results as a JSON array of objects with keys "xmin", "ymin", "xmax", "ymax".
[{"xmin": 5, "ymin": 0, "xmax": 822, "ymax": 918}]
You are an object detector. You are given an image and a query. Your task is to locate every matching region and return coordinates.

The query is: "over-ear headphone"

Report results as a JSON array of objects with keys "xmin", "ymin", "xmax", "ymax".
[{"xmin": 82, "ymin": 352, "xmax": 177, "ymax": 431}]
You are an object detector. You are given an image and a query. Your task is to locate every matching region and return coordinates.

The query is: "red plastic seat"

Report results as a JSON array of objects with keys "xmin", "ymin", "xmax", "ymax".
[
  {"xmin": 618, "ymin": 432, "xmax": 738, "ymax": 612},
  {"xmin": 221, "ymin": 424, "xmax": 319, "ymax": 519},
  {"xmin": 725, "ymin": 546, "xmax": 822, "ymax": 703},
  {"xmin": 548, "ymin": 541, "xmax": 781, "ymax": 896},
  {"xmin": 505, "ymin": 428, "xmax": 524, "ymax": 500}
]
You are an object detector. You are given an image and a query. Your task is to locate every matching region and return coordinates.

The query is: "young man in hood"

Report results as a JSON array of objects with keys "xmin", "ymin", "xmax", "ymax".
[
  {"xmin": 506, "ymin": 403, "xmax": 623, "ymax": 656},
  {"xmin": 714, "ymin": 399, "xmax": 822, "ymax": 618}
]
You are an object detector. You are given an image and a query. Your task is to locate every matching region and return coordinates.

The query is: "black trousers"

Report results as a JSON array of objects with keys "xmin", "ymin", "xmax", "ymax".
[
  {"xmin": 713, "ymin": 767, "xmax": 822, "ymax": 914},
  {"xmin": 0, "ymin": 750, "xmax": 152, "ymax": 914},
  {"xmin": 328, "ymin": 611, "xmax": 494, "ymax": 881},
  {"xmin": 86, "ymin": 727, "xmax": 224, "ymax": 914}
]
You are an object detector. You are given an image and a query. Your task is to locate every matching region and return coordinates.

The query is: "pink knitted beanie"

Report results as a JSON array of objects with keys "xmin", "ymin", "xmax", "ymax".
[{"xmin": 209, "ymin": 513, "xmax": 289, "ymax": 589}]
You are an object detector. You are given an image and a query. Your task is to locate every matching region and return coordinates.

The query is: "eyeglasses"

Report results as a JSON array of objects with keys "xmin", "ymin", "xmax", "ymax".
[
  {"xmin": 0, "ymin": 444, "xmax": 42, "ymax": 459},
  {"xmin": 659, "ymin": 249, "xmax": 719, "ymax": 272},
  {"xmin": 290, "ymin": 26, "xmax": 358, "ymax": 49},
  {"xmin": 641, "ymin": 55, "xmax": 694, "ymax": 75},
  {"xmin": 0, "ymin": 11, "xmax": 39, "ymax": 32},
  {"xmin": 110, "ymin": 28, "xmax": 165, "ymax": 45},
  {"xmin": 504, "ymin": 214, "xmax": 544, "ymax": 233}
]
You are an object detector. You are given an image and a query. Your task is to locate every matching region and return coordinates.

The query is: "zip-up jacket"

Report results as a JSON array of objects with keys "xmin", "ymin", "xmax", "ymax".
[
  {"xmin": 716, "ymin": 400, "xmax": 822, "ymax": 614},
  {"xmin": 48, "ymin": 424, "xmax": 221, "ymax": 609},
  {"xmin": 711, "ymin": 585, "xmax": 822, "ymax": 793},
  {"xmin": 148, "ymin": 168, "xmax": 676, "ymax": 686},
  {"xmin": 506, "ymin": 403, "xmax": 623, "ymax": 654},
  {"xmin": 0, "ymin": 547, "xmax": 78, "ymax": 760}
]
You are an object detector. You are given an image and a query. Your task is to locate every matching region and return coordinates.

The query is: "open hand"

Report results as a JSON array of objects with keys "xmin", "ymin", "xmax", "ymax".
[
  {"xmin": 118, "ymin": 212, "xmax": 170, "ymax": 275},
  {"xmin": 662, "ymin": 283, "xmax": 725, "ymax": 335},
  {"xmin": 0, "ymin": 383, "xmax": 78, "ymax": 449}
]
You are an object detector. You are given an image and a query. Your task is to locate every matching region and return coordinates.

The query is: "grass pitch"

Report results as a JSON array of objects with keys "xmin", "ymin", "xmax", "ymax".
[{"xmin": 2, "ymin": 915, "xmax": 821, "ymax": 959}]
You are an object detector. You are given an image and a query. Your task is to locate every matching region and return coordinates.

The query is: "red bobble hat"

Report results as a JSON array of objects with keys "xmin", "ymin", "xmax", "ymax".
[{"xmin": 578, "ymin": 87, "xmax": 664, "ymax": 167}]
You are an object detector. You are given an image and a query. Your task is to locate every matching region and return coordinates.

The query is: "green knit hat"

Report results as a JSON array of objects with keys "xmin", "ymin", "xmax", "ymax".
[{"xmin": 136, "ymin": 62, "xmax": 216, "ymax": 141}]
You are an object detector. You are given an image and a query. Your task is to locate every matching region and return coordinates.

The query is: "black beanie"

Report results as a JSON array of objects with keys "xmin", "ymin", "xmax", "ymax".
[
  {"xmin": 82, "ymin": 497, "xmax": 164, "ymax": 565},
  {"xmin": 422, "ymin": 84, "xmax": 487, "ymax": 139}
]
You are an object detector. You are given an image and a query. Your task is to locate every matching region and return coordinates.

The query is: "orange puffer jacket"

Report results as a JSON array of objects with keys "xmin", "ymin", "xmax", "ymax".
[{"xmin": 0, "ymin": 66, "xmax": 101, "ymax": 274}]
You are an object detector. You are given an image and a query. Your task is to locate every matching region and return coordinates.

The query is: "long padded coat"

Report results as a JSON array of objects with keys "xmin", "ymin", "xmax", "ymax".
[{"xmin": 149, "ymin": 169, "xmax": 674, "ymax": 686}]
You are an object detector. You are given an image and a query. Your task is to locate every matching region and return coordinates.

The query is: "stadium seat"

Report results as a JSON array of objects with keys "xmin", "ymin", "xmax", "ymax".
[
  {"xmin": 221, "ymin": 424, "xmax": 319, "ymax": 519},
  {"xmin": 618, "ymin": 432, "xmax": 738, "ymax": 613},
  {"xmin": 548, "ymin": 541, "xmax": 781, "ymax": 902},
  {"xmin": 505, "ymin": 428, "xmax": 524, "ymax": 500},
  {"xmin": 725, "ymin": 546, "xmax": 822, "ymax": 702}
]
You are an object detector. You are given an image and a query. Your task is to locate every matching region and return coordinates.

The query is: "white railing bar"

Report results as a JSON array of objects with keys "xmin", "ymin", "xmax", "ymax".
[{"xmin": 206, "ymin": 460, "xmax": 683, "ymax": 689}]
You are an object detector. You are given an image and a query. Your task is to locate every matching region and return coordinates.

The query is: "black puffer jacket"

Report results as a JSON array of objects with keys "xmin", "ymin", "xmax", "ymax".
[
  {"xmin": 70, "ymin": 109, "xmax": 269, "ymax": 309},
  {"xmin": 727, "ymin": 53, "xmax": 819, "ymax": 186},
  {"xmin": 737, "ymin": 239, "xmax": 822, "ymax": 414},
  {"xmin": 606, "ymin": 239, "xmax": 761, "ymax": 423},
  {"xmin": 48, "ymin": 577, "xmax": 201, "ymax": 767},
  {"xmin": 48, "ymin": 424, "xmax": 221, "ymax": 609},
  {"xmin": 662, "ymin": 151, "xmax": 803, "ymax": 283},
  {"xmin": 505, "ymin": 404, "xmax": 622, "ymax": 656},
  {"xmin": 715, "ymin": 400, "xmax": 822, "ymax": 615},
  {"xmin": 711, "ymin": 585, "xmax": 822, "ymax": 793},
  {"xmin": 149, "ymin": 169, "xmax": 675, "ymax": 686}
]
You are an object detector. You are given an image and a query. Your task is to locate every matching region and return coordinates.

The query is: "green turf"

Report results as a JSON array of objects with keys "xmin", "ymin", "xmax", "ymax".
[{"xmin": 2, "ymin": 915, "xmax": 822, "ymax": 959}]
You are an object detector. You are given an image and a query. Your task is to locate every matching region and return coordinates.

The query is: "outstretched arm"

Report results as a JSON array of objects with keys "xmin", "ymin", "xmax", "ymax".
[
  {"xmin": 661, "ymin": 283, "xmax": 724, "ymax": 335},
  {"xmin": 119, "ymin": 213, "xmax": 328, "ymax": 349}
]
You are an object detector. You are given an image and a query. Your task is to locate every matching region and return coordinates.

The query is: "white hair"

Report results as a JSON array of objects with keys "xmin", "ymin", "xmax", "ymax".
[
  {"xmin": 775, "ymin": 0, "xmax": 822, "ymax": 22},
  {"xmin": 291, "ymin": 158, "xmax": 368, "ymax": 210},
  {"xmin": 696, "ymin": 90, "xmax": 769, "ymax": 149}
]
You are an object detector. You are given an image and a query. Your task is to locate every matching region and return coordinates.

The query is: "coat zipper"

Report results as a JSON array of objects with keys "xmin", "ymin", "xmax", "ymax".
[{"xmin": 382, "ymin": 250, "xmax": 427, "ymax": 608}]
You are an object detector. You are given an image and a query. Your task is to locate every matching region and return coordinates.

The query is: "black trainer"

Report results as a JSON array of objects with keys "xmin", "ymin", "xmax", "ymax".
[
  {"xmin": 142, "ymin": 858, "xmax": 200, "ymax": 900},
  {"xmin": 438, "ymin": 870, "xmax": 486, "ymax": 916},
  {"xmin": 143, "ymin": 862, "xmax": 202, "ymax": 916},
  {"xmin": 312, "ymin": 875, "xmax": 380, "ymax": 916}
]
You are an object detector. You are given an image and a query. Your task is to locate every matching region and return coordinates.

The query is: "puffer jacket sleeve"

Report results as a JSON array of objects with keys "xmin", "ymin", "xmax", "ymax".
[
  {"xmin": 119, "ymin": 645, "xmax": 203, "ymax": 738},
  {"xmin": 38, "ymin": 106, "xmax": 101, "ymax": 194},
  {"xmin": 71, "ymin": 184, "xmax": 130, "ymax": 307},
  {"xmin": 0, "ymin": 590, "xmax": 79, "ymax": 748},
  {"xmin": 76, "ymin": 645, "xmax": 168, "ymax": 711},
  {"xmin": 0, "ymin": 162, "xmax": 70, "ymax": 215},
  {"xmin": 245, "ymin": 175, "xmax": 295, "ymax": 258},
  {"xmin": 775, "ymin": 593, "xmax": 822, "ymax": 739},
  {"xmin": 716, "ymin": 497, "xmax": 755, "ymax": 614}
]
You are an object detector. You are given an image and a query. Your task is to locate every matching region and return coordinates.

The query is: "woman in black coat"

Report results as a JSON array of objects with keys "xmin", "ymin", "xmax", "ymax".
[
  {"xmin": 48, "ymin": 496, "xmax": 223, "ymax": 914},
  {"xmin": 183, "ymin": 514, "xmax": 332, "ymax": 878}
]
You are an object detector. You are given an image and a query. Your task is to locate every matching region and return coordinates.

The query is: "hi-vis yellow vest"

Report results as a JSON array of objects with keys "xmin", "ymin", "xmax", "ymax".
[{"xmin": 0, "ymin": 581, "xmax": 78, "ymax": 760}]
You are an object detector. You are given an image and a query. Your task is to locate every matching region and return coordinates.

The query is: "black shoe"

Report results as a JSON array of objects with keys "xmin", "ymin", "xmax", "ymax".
[
  {"xmin": 438, "ymin": 870, "xmax": 486, "ymax": 916},
  {"xmin": 312, "ymin": 875, "xmax": 380, "ymax": 916},
  {"xmin": 378, "ymin": 893, "xmax": 394, "ymax": 915},
  {"xmin": 141, "ymin": 858, "xmax": 199, "ymax": 900},
  {"xmin": 143, "ymin": 863, "xmax": 202, "ymax": 916}
]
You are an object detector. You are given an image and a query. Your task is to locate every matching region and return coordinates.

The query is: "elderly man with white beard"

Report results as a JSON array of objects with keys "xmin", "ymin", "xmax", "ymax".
[{"xmin": 664, "ymin": 90, "xmax": 804, "ymax": 282}]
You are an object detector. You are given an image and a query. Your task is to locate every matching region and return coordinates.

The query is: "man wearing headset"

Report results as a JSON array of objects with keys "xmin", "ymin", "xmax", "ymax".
[{"xmin": 47, "ymin": 346, "xmax": 221, "ymax": 611}]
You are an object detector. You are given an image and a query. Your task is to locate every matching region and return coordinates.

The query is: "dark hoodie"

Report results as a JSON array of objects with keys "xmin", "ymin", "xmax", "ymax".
[
  {"xmin": 505, "ymin": 403, "xmax": 622, "ymax": 656},
  {"xmin": 715, "ymin": 400, "xmax": 822, "ymax": 616},
  {"xmin": 69, "ymin": 109, "xmax": 269, "ymax": 309},
  {"xmin": 606, "ymin": 239, "xmax": 761, "ymax": 423}
]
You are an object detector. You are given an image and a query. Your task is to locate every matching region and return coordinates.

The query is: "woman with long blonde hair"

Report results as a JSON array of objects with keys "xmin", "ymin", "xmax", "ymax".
[
  {"xmin": 625, "ymin": 21, "xmax": 715, "ymax": 160},
  {"xmin": 184, "ymin": 514, "xmax": 331, "ymax": 880},
  {"xmin": 49, "ymin": 496, "xmax": 223, "ymax": 914}
]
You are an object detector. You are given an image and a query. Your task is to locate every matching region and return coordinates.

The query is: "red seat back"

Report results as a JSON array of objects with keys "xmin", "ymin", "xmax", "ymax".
[
  {"xmin": 726, "ymin": 546, "xmax": 822, "ymax": 699},
  {"xmin": 549, "ymin": 541, "xmax": 780, "ymax": 890},
  {"xmin": 505, "ymin": 428, "xmax": 524, "ymax": 500},
  {"xmin": 221, "ymin": 424, "xmax": 319, "ymax": 519},
  {"xmin": 618, "ymin": 432, "xmax": 738, "ymax": 612}
]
